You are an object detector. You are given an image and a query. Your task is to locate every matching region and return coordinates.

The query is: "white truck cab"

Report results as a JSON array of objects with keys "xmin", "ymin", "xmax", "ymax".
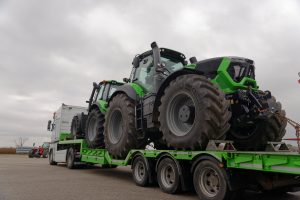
[{"xmin": 47, "ymin": 104, "xmax": 87, "ymax": 163}]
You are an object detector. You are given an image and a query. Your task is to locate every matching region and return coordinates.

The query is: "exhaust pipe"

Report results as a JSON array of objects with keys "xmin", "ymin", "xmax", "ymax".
[{"xmin": 151, "ymin": 41, "xmax": 164, "ymax": 93}]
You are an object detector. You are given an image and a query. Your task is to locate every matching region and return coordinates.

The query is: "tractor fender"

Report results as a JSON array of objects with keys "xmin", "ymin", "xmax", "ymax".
[
  {"xmin": 109, "ymin": 84, "xmax": 139, "ymax": 103},
  {"xmin": 88, "ymin": 103, "xmax": 100, "ymax": 112},
  {"xmin": 152, "ymin": 68, "xmax": 204, "ymax": 123}
]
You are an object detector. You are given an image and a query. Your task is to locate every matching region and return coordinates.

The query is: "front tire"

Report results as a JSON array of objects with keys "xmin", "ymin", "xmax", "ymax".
[
  {"xmin": 159, "ymin": 74, "xmax": 231, "ymax": 150},
  {"xmin": 85, "ymin": 109, "xmax": 105, "ymax": 148},
  {"xmin": 228, "ymin": 96, "xmax": 287, "ymax": 150},
  {"xmin": 104, "ymin": 93, "xmax": 147, "ymax": 158},
  {"xmin": 66, "ymin": 148, "xmax": 75, "ymax": 169},
  {"xmin": 71, "ymin": 113, "xmax": 87, "ymax": 139},
  {"xmin": 49, "ymin": 150, "xmax": 57, "ymax": 165}
]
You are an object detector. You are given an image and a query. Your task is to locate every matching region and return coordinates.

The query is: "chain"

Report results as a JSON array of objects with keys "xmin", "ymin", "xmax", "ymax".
[{"xmin": 275, "ymin": 113, "xmax": 300, "ymax": 153}]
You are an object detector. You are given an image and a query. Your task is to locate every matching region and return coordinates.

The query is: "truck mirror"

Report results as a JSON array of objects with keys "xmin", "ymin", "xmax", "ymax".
[
  {"xmin": 47, "ymin": 120, "xmax": 52, "ymax": 131},
  {"xmin": 123, "ymin": 78, "xmax": 130, "ymax": 83},
  {"xmin": 132, "ymin": 56, "xmax": 140, "ymax": 68}
]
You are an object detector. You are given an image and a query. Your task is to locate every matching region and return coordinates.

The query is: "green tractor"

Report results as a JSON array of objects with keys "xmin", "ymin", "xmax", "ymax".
[
  {"xmin": 70, "ymin": 80, "xmax": 123, "ymax": 148},
  {"xmin": 104, "ymin": 42, "xmax": 286, "ymax": 158}
]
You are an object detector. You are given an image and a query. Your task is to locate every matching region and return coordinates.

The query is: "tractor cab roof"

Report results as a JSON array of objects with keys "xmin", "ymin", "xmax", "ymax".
[
  {"xmin": 137, "ymin": 48, "xmax": 186, "ymax": 64},
  {"xmin": 99, "ymin": 80, "xmax": 124, "ymax": 85}
]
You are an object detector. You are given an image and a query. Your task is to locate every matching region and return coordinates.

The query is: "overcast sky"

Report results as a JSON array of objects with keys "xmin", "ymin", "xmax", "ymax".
[{"xmin": 0, "ymin": 0, "xmax": 299, "ymax": 147}]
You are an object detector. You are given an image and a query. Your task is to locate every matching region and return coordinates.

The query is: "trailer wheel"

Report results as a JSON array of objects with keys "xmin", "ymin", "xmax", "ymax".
[
  {"xmin": 66, "ymin": 148, "xmax": 75, "ymax": 169},
  {"xmin": 49, "ymin": 150, "xmax": 57, "ymax": 165},
  {"xmin": 193, "ymin": 160, "xmax": 231, "ymax": 200},
  {"xmin": 157, "ymin": 157, "xmax": 181, "ymax": 194},
  {"xmin": 132, "ymin": 156, "xmax": 150, "ymax": 187}
]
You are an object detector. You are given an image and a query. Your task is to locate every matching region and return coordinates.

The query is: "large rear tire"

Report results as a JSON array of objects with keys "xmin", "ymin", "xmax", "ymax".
[
  {"xmin": 104, "ymin": 93, "xmax": 147, "ymax": 158},
  {"xmin": 85, "ymin": 109, "xmax": 105, "ymax": 148},
  {"xmin": 159, "ymin": 74, "xmax": 231, "ymax": 150},
  {"xmin": 228, "ymin": 96, "xmax": 287, "ymax": 150}
]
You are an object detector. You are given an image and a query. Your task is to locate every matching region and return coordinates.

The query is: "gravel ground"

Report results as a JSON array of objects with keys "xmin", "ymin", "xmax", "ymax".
[{"xmin": 0, "ymin": 154, "xmax": 300, "ymax": 200}]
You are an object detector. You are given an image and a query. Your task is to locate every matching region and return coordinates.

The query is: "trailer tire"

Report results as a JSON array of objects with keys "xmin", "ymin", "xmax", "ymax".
[
  {"xmin": 49, "ymin": 150, "xmax": 57, "ymax": 165},
  {"xmin": 157, "ymin": 157, "xmax": 181, "ymax": 194},
  {"xmin": 85, "ymin": 109, "xmax": 105, "ymax": 148},
  {"xmin": 104, "ymin": 93, "xmax": 147, "ymax": 158},
  {"xmin": 193, "ymin": 160, "xmax": 231, "ymax": 200},
  {"xmin": 66, "ymin": 148, "xmax": 75, "ymax": 169},
  {"xmin": 132, "ymin": 156, "xmax": 151, "ymax": 187},
  {"xmin": 159, "ymin": 74, "xmax": 231, "ymax": 150}
]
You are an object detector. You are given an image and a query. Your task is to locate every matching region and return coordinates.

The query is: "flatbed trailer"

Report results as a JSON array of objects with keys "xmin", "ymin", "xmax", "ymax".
[{"xmin": 49, "ymin": 138, "xmax": 300, "ymax": 200}]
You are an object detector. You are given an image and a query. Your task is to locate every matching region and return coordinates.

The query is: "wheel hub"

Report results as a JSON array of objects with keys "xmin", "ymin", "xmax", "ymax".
[
  {"xmin": 161, "ymin": 165, "xmax": 175, "ymax": 188},
  {"xmin": 178, "ymin": 105, "xmax": 195, "ymax": 123},
  {"xmin": 134, "ymin": 160, "xmax": 145, "ymax": 182},
  {"xmin": 166, "ymin": 92, "xmax": 196, "ymax": 136},
  {"xmin": 199, "ymin": 167, "xmax": 220, "ymax": 197}
]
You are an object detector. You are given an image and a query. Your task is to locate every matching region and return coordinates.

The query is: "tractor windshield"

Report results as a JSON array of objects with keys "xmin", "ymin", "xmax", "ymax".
[
  {"xmin": 228, "ymin": 62, "xmax": 255, "ymax": 82},
  {"xmin": 161, "ymin": 57, "xmax": 184, "ymax": 73}
]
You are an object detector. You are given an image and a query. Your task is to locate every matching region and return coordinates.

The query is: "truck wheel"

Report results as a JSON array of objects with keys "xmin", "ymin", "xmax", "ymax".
[
  {"xmin": 104, "ymin": 93, "xmax": 147, "ymax": 158},
  {"xmin": 71, "ymin": 113, "xmax": 87, "ymax": 139},
  {"xmin": 85, "ymin": 109, "xmax": 105, "ymax": 148},
  {"xmin": 193, "ymin": 160, "xmax": 230, "ymax": 200},
  {"xmin": 49, "ymin": 150, "xmax": 57, "ymax": 165},
  {"xmin": 157, "ymin": 157, "xmax": 181, "ymax": 194},
  {"xmin": 228, "ymin": 96, "xmax": 287, "ymax": 150},
  {"xmin": 132, "ymin": 156, "xmax": 150, "ymax": 187},
  {"xmin": 159, "ymin": 74, "xmax": 231, "ymax": 150},
  {"xmin": 66, "ymin": 148, "xmax": 75, "ymax": 169}
]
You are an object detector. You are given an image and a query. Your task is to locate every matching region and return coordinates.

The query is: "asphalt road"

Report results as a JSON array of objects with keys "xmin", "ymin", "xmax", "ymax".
[{"xmin": 0, "ymin": 155, "xmax": 300, "ymax": 200}]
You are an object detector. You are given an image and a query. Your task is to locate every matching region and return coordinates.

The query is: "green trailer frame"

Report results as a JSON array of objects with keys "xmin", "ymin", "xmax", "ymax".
[
  {"xmin": 53, "ymin": 138, "xmax": 300, "ymax": 199},
  {"xmin": 59, "ymin": 139, "xmax": 300, "ymax": 176}
]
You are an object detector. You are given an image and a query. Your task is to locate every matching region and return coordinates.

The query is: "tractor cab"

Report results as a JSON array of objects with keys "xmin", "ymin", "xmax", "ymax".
[
  {"xmin": 87, "ymin": 80, "xmax": 123, "ymax": 112},
  {"xmin": 129, "ymin": 47, "xmax": 186, "ymax": 93}
]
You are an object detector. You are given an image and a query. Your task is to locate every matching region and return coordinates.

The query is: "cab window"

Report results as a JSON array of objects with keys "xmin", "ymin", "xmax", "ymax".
[
  {"xmin": 97, "ymin": 85, "xmax": 105, "ymax": 100},
  {"xmin": 133, "ymin": 55, "xmax": 155, "ymax": 92}
]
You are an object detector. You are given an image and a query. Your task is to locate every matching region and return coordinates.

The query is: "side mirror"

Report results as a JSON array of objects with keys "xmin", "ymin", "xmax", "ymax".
[
  {"xmin": 132, "ymin": 56, "xmax": 140, "ymax": 68},
  {"xmin": 93, "ymin": 82, "xmax": 98, "ymax": 88},
  {"xmin": 33, "ymin": 143, "xmax": 35, "ymax": 147},
  {"xmin": 123, "ymin": 78, "xmax": 130, "ymax": 83},
  {"xmin": 47, "ymin": 120, "xmax": 52, "ymax": 131},
  {"xmin": 86, "ymin": 100, "xmax": 90, "ymax": 103}
]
